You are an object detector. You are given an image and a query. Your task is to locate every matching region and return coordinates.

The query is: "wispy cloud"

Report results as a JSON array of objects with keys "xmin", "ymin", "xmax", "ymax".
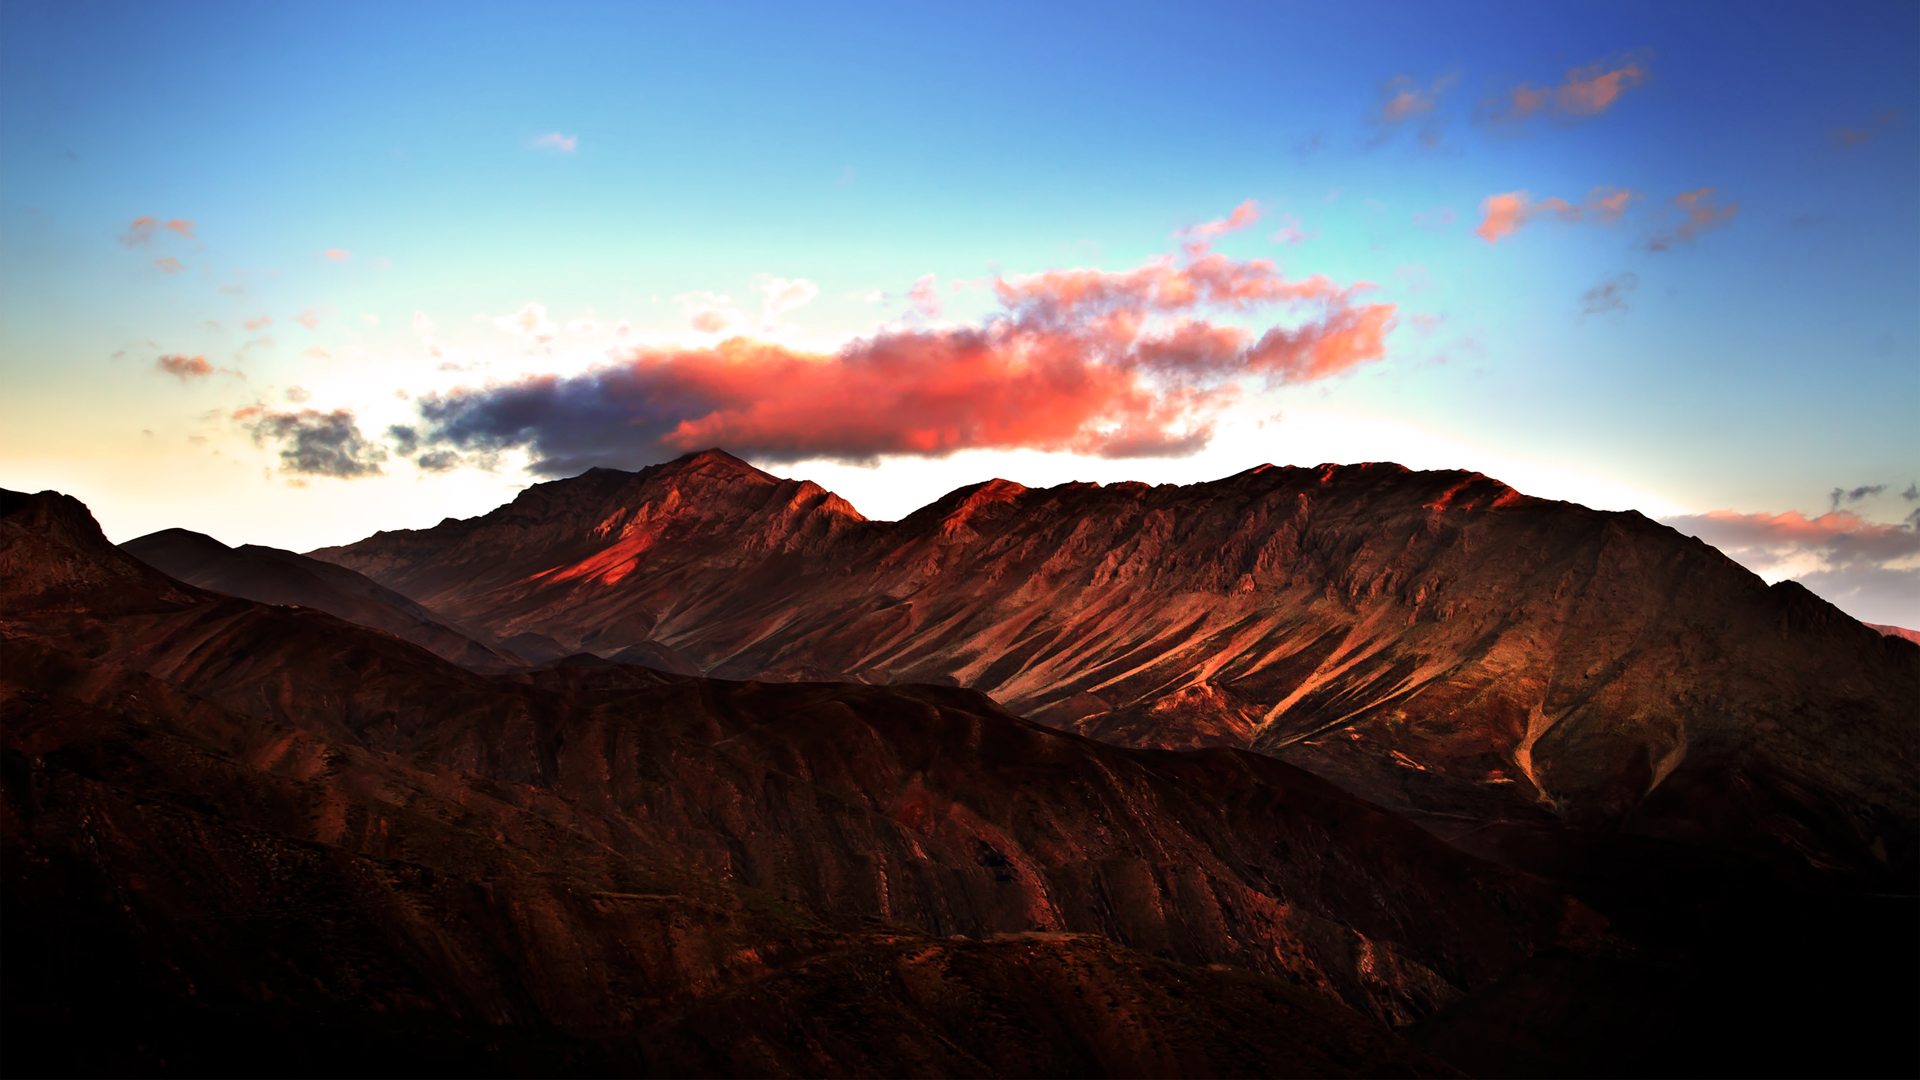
[
  {"xmin": 119, "ymin": 216, "xmax": 195, "ymax": 246},
  {"xmin": 532, "ymin": 132, "xmax": 578, "ymax": 152},
  {"xmin": 296, "ymin": 307, "xmax": 329, "ymax": 329},
  {"xmin": 762, "ymin": 277, "xmax": 820, "ymax": 319},
  {"xmin": 324, "ymin": 248, "xmax": 352, "ymax": 262},
  {"xmin": 1370, "ymin": 75, "xmax": 1454, "ymax": 147},
  {"xmin": 1474, "ymin": 187, "xmax": 1634, "ymax": 243},
  {"xmin": 1483, "ymin": 55, "xmax": 1650, "ymax": 125},
  {"xmin": 153, "ymin": 256, "xmax": 185, "ymax": 273},
  {"xmin": 1179, "ymin": 199, "xmax": 1262, "ymax": 242},
  {"xmin": 1832, "ymin": 109, "xmax": 1899, "ymax": 149},
  {"xmin": 244, "ymin": 315, "xmax": 272, "ymax": 330},
  {"xmin": 906, "ymin": 274, "xmax": 942, "ymax": 318},
  {"xmin": 1645, "ymin": 187, "xmax": 1738, "ymax": 251},
  {"xmin": 155, "ymin": 353, "xmax": 213, "ymax": 380},
  {"xmin": 493, "ymin": 301, "xmax": 558, "ymax": 344},
  {"xmin": 1581, "ymin": 272, "xmax": 1638, "ymax": 316},
  {"xmin": 403, "ymin": 215, "xmax": 1397, "ymax": 476}
]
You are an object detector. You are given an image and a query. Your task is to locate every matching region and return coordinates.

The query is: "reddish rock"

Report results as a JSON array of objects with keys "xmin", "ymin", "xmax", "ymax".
[{"xmin": 310, "ymin": 451, "xmax": 1920, "ymax": 887}]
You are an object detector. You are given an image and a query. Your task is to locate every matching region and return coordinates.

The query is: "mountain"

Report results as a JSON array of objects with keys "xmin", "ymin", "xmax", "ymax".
[
  {"xmin": 121, "ymin": 527, "xmax": 517, "ymax": 671},
  {"xmin": 311, "ymin": 450, "xmax": 1920, "ymax": 890},
  {"xmin": 1868, "ymin": 621, "xmax": 1920, "ymax": 646},
  {"xmin": 6, "ymin": 485, "xmax": 1589, "ymax": 1075}
]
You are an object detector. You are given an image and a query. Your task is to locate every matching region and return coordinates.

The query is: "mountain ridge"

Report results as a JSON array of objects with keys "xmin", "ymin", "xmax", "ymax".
[{"xmin": 309, "ymin": 449, "xmax": 1920, "ymax": 889}]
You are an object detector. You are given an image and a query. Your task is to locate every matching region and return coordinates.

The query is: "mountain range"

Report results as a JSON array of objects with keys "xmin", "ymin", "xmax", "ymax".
[{"xmin": 4, "ymin": 452, "xmax": 1916, "ymax": 1077}]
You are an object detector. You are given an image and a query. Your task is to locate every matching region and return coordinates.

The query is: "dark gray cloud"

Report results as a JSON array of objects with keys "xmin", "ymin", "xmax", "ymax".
[
  {"xmin": 1830, "ymin": 484, "xmax": 1886, "ymax": 512},
  {"xmin": 1902, "ymin": 483, "xmax": 1918, "ymax": 502},
  {"xmin": 243, "ymin": 408, "xmax": 387, "ymax": 479},
  {"xmin": 386, "ymin": 424, "xmax": 421, "ymax": 457},
  {"xmin": 1580, "ymin": 273, "xmax": 1637, "ymax": 316}
]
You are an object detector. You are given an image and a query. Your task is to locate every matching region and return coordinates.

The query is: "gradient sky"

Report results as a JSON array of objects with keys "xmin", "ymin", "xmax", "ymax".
[{"xmin": 3, "ymin": 0, "xmax": 1917, "ymax": 624}]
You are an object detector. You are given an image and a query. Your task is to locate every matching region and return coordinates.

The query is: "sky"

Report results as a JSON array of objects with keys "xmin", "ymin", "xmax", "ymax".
[{"xmin": 2, "ymin": 0, "xmax": 1916, "ymax": 625}]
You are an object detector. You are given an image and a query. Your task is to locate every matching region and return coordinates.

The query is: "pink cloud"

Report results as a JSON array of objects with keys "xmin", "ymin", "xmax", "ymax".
[
  {"xmin": 245, "ymin": 315, "xmax": 272, "ymax": 330},
  {"xmin": 164, "ymin": 218, "xmax": 195, "ymax": 239},
  {"xmin": 1487, "ymin": 57, "xmax": 1650, "ymax": 124},
  {"xmin": 1269, "ymin": 214, "xmax": 1317, "ymax": 245},
  {"xmin": 324, "ymin": 248, "xmax": 351, "ymax": 262},
  {"xmin": 155, "ymin": 353, "xmax": 213, "ymax": 380},
  {"xmin": 120, "ymin": 216, "xmax": 159, "ymax": 246},
  {"xmin": 412, "ymin": 311, "xmax": 434, "ymax": 332},
  {"xmin": 1180, "ymin": 199, "xmax": 1263, "ymax": 241},
  {"xmin": 153, "ymin": 256, "xmax": 184, "ymax": 273},
  {"xmin": 532, "ymin": 132, "xmax": 578, "ymax": 152},
  {"xmin": 410, "ymin": 246, "xmax": 1397, "ymax": 474},
  {"xmin": 1646, "ymin": 188, "xmax": 1738, "ymax": 251},
  {"xmin": 296, "ymin": 308, "xmax": 327, "ymax": 329},
  {"xmin": 907, "ymin": 274, "xmax": 942, "ymax": 318},
  {"xmin": 1474, "ymin": 187, "xmax": 1636, "ymax": 243}
]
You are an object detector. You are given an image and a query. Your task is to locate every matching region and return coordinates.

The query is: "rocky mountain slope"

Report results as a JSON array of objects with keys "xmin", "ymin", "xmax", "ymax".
[
  {"xmin": 312, "ymin": 450, "xmax": 1920, "ymax": 889},
  {"xmin": 121, "ymin": 527, "xmax": 515, "ymax": 671},
  {"xmin": 6, "ymin": 485, "xmax": 1591, "ymax": 1075}
]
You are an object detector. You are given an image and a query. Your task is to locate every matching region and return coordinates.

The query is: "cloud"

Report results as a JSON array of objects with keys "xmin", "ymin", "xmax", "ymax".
[
  {"xmin": 1664, "ymin": 508, "xmax": 1920, "ymax": 625},
  {"xmin": 1412, "ymin": 207, "xmax": 1455, "ymax": 232},
  {"xmin": 244, "ymin": 315, "xmax": 273, "ymax": 330},
  {"xmin": 286, "ymin": 386, "xmax": 311, "ymax": 404},
  {"xmin": 1484, "ymin": 56, "xmax": 1649, "ymax": 125},
  {"xmin": 240, "ymin": 408, "xmax": 388, "ymax": 479},
  {"xmin": 405, "ymin": 228, "xmax": 1397, "ymax": 476},
  {"xmin": 1904, "ymin": 483, "xmax": 1918, "ymax": 502},
  {"xmin": 1269, "ymin": 214, "xmax": 1317, "ymax": 245},
  {"xmin": 153, "ymin": 256, "xmax": 184, "ymax": 273},
  {"xmin": 1180, "ymin": 200, "xmax": 1262, "ymax": 241},
  {"xmin": 567, "ymin": 317, "xmax": 602, "ymax": 337},
  {"xmin": 155, "ymin": 353, "xmax": 214, "ymax": 380},
  {"xmin": 324, "ymin": 248, "xmax": 351, "ymax": 262},
  {"xmin": 1581, "ymin": 272, "xmax": 1638, "ymax": 316},
  {"xmin": 1370, "ymin": 75, "xmax": 1454, "ymax": 147},
  {"xmin": 907, "ymin": 274, "xmax": 942, "ymax": 318},
  {"xmin": 1832, "ymin": 109, "xmax": 1899, "ymax": 149},
  {"xmin": 1645, "ymin": 187, "xmax": 1738, "ymax": 251},
  {"xmin": 1474, "ymin": 187, "xmax": 1634, "ymax": 243},
  {"xmin": 493, "ymin": 301, "xmax": 558, "ymax": 344},
  {"xmin": 762, "ymin": 277, "xmax": 820, "ymax": 319},
  {"xmin": 296, "ymin": 308, "xmax": 328, "ymax": 329},
  {"xmin": 532, "ymin": 132, "xmax": 578, "ymax": 152},
  {"xmin": 1831, "ymin": 484, "xmax": 1887, "ymax": 512},
  {"xmin": 122, "ymin": 216, "xmax": 194, "ymax": 247},
  {"xmin": 413, "ymin": 311, "xmax": 435, "ymax": 332}
]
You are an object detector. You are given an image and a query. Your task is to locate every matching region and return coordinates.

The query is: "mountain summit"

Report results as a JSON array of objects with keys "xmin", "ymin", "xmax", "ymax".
[{"xmin": 311, "ymin": 450, "xmax": 1920, "ymax": 888}]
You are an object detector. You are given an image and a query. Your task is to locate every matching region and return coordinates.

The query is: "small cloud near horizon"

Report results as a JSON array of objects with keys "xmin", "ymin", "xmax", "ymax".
[{"xmin": 532, "ymin": 132, "xmax": 578, "ymax": 152}]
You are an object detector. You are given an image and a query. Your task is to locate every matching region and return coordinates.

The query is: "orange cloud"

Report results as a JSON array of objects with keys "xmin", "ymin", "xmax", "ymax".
[
  {"xmin": 412, "ymin": 234, "xmax": 1397, "ymax": 474},
  {"xmin": 244, "ymin": 315, "xmax": 272, "ymax": 330},
  {"xmin": 1646, "ymin": 188, "xmax": 1738, "ymax": 251},
  {"xmin": 164, "ymin": 218, "xmax": 195, "ymax": 239},
  {"xmin": 1487, "ymin": 57, "xmax": 1649, "ymax": 124},
  {"xmin": 324, "ymin": 248, "xmax": 351, "ymax": 262},
  {"xmin": 153, "ymin": 256, "xmax": 184, "ymax": 273},
  {"xmin": 1180, "ymin": 199, "xmax": 1262, "ymax": 241},
  {"xmin": 296, "ymin": 308, "xmax": 327, "ymax": 329},
  {"xmin": 1474, "ymin": 187, "xmax": 1635, "ymax": 243},
  {"xmin": 155, "ymin": 353, "xmax": 213, "ymax": 380},
  {"xmin": 120, "ymin": 216, "xmax": 159, "ymax": 246}
]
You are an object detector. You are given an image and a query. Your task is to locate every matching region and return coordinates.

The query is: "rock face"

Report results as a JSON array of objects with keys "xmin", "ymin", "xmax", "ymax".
[
  {"xmin": 311, "ymin": 450, "xmax": 1920, "ymax": 888},
  {"xmin": 6, "ymin": 485, "xmax": 1577, "ymax": 1075},
  {"xmin": 121, "ymin": 526, "xmax": 516, "ymax": 671}
]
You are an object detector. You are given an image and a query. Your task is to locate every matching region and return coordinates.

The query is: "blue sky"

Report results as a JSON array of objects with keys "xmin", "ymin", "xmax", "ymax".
[{"xmin": 3, "ymin": 0, "xmax": 1916, "ymax": 623}]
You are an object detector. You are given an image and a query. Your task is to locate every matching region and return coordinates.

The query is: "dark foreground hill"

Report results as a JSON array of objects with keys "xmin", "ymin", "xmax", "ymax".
[
  {"xmin": 5, "ymin": 486, "xmax": 1577, "ymax": 1077},
  {"xmin": 312, "ymin": 450, "xmax": 1920, "ymax": 894}
]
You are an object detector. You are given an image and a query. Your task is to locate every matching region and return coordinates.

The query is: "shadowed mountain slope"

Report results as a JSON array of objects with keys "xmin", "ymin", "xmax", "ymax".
[
  {"xmin": 6, "ymin": 486, "xmax": 1585, "ymax": 1075},
  {"xmin": 311, "ymin": 450, "xmax": 1920, "ymax": 889},
  {"xmin": 121, "ymin": 527, "xmax": 516, "ymax": 671}
]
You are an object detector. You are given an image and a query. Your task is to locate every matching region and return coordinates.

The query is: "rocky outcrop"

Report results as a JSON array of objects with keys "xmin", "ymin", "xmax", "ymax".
[{"xmin": 311, "ymin": 451, "xmax": 1920, "ymax": 888}]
